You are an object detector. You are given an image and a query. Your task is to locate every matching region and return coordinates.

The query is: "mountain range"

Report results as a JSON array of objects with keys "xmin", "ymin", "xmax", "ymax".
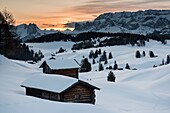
[
  {"xmin": 15, "ymin": 10, "xmax": 170, "ymax": 41},
  {"xmin": 74, "ymin": 10, "xmax": 170, "ymax": 35}
]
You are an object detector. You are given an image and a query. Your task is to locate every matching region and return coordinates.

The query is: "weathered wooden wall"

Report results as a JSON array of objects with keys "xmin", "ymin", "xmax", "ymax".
[
  {"xmin": 51, "ymin": 69, "xmax": 79, "ymax": 79},
  {"xmin": 61, "ymin": 84, "xmax": 95, "ymax": 104},
  {"xmin": 26, "ymin": 88, "xmax": 60, "ymax": 101}
]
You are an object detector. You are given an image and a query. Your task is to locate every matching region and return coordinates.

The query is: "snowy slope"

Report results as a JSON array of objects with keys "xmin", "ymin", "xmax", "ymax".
[{"xmin": 0, "ymin": 40, "xmax": 170, "ymax": 113}]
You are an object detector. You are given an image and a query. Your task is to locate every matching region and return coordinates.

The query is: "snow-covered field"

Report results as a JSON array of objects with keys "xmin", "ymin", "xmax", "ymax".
[{"xmin": 0, "ymin": 40, "xmax": 170, "ymax": 113}]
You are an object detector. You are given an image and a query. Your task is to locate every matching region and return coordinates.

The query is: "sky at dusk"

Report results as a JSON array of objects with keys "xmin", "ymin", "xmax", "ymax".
[{"xmin": 1, "ymin": 0, "xmax": 170, "ymax": 31}]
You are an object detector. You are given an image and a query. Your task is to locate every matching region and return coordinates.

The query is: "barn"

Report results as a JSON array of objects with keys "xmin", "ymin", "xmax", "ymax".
[
  {"xmin": 39, "ymin": 59, "xmax": 80, "ymax": 79},
  {"xmin": 21, "ymin": 74, "xmax": 100, "ymax": 104}
]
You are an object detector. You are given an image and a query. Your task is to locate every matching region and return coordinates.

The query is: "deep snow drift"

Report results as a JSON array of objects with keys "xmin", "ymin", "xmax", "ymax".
[{"xmin": 0, "ymin": 40, "xmax": 170, "ymax": 113}]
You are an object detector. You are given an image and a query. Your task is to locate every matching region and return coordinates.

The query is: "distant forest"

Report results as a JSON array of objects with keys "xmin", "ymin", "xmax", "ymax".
[
  {"xmin": 27, "ymin": 31, "xmax": 170, "ymax": 50},
  {"xmin": 27, "ymin": 31, "xmax": 170, "ymax": 43}
]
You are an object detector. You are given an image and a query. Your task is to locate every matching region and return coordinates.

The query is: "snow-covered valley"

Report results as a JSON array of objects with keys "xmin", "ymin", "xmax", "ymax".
[{"xmin": 0, "ymin": 40, "xmax": 170, "ymax": 113}]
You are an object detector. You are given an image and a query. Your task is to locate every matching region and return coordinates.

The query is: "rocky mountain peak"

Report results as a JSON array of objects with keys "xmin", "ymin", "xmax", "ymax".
[{"xmin": 74, "ymin": 10, "xmax": 170, "ymax": 35}]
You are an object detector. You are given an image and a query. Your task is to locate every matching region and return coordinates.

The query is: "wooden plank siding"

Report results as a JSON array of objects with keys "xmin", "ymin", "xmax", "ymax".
[
  {"xmin": 25, "ymin": 87, "xmax": 60, "ymax": 101},
  {"xmin": 61, "ymin": 84, "xmax": 96, "ymax": 104},
  {"xmin": 51, "ymin": 68, "xmax": 79, "ymax": 79}
]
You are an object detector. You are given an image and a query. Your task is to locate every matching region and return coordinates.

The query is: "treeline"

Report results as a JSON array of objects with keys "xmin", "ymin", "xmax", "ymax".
[
  {"xmin": 146, "ymin": 32, "xmax": 170, "ymax": 44},
  {"xmin": 26, "ymin": 31, "xmax": 170, "ymax": 50},
  {"xmin": 72, "ymin": 33, "xmax": 146, "ymax": 50},
  {"xmin": 27, "ymin": 32, "xmax": 146, "ymax": 43},
  {"xmin": 27, "ymin": 33, "xmax": 73, "ymax": 43}
]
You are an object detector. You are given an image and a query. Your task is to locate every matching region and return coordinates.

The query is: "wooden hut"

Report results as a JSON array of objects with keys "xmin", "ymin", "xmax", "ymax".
[
  {"xmin": 39, "ymin": 59, "xmax": 80, "ymax": 79},
  {"xmin": 21, "ymin": 74, "xmax": 100, "ymax": 104}
]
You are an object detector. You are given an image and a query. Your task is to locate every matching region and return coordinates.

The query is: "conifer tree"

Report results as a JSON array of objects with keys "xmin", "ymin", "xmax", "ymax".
[
  {"xmin": 162, "ymin": 59, "xmax": 164, "ymax": 65},
  {"xmin": 149, "ymin": 51, "xmax": 155, "ymax": 58},
  {"xmin": 107, "ymin": 71, "xmax": 116, "ymax": 82},
  {"xmin": 136, "ymin": 50, "xmax": 141, "ymax": 58},
  {"xmin": 108, "ymin": 52, "xmax": 113, "ymax": 59},
  {"xmin": 125, "ymin": 63, "xmax": 130, "ymax": 69},
  {"xmin": 100, "ymin": 50, "xmax": 107, "ymax": 61},
  {"xmin": 113, "ymin": 60, "xmax": 118, "ymax": 70},
  {"xmin": 98, "ymin": 49, "xmax": 101, "ymax": 55},
  {"xmin": 142, "ymin": 51, "xmax": 146, "ymax": 57},
  {"xmin": 94, "ymin": 49, "xmax": 99, "ymax": 58},
  {"xmin": 92, "ymin": 59, "xmax": 96, "ymax": 64},
  {"xmin": 167, "ymin": 55, "xmax": 170, "ymax": 64},
  {"xmin": 89, "ymin": 50, "xmax": 94, "ymax": 59},
  {"xmin": 99, "ymin": 62, "xmax": 104, "ymax": 71},
  {"xmin": 80, "ymin": 58, "xmax": 92, "ymax": 72}
]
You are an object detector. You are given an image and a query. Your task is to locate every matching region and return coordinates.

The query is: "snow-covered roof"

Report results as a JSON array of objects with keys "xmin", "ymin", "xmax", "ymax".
[
  {"xmin": 21, "ymin": 74, "xmax": 99, "ymax": 93},
  {"xmin": 43, "ymin": 59, "xmax": 80, "ymax": 70},
  {"xmin": 21, "ymin": 74, "xmax": 78, "ymax": 93}
]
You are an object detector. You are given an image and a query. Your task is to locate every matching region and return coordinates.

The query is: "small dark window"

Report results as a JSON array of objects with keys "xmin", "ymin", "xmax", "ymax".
[{"xmin": 75, "ymin": 93, "xmax": 80, "ymax": 100}]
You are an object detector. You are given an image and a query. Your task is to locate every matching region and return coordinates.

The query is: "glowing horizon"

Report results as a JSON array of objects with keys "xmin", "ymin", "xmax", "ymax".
[{"xmin": 1, "ymin": 0, "xmax": 170, "ymax": 31}]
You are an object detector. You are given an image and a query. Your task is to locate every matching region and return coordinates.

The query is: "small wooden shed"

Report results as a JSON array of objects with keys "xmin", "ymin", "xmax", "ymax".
[
  {"xmin": 21, "ymin": 74, "xmax": 100, "ymax": 104},
  {"xmin": 39, "ymin": 59, "xmax": 80, "ymax": 79}
]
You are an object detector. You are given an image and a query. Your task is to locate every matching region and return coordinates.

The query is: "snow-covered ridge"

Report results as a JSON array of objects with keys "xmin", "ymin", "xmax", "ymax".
[
  {"xmin": 74, "ymin": 10, "xmax": 170, "ymax": 35},
  {"xmin": 15, "ymin": 23, "xmax": 58, "ymax": 41}
]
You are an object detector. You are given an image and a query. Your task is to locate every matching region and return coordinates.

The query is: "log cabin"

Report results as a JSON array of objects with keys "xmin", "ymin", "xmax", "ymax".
[
  {"xmin": 39, "ymin": 59, "xmax": 80, "ymax": 79},
  {"xmin": 21, "ymin": 74, "xmax": 100, "ymax": 104}
]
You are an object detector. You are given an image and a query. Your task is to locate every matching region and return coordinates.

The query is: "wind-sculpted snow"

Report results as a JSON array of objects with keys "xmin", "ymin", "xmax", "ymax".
[{"xmin": 0, "ymin": 40, "xmax": 170, "ymax": 113}]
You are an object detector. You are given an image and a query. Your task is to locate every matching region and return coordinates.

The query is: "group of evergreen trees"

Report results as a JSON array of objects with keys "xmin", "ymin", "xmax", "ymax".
[
  {"xmin": 105, "ymin": 61, "xmax": 131, "ymax": 70},
  {"xmin": 89, "ymin": 49, "xmax": 101, "ymax": 59},
  {"xmin": 135, "ymin": 50, "xmax": 157, "ymax": 58},
  {"xmin": 89, "ymin": 49, "xmax": 113, "ymax": 65},
  {"xmin": 157, "ymin": 54, "xmax": 170, "ymax": 67},
  {"xmin": 0, "ymin": 9, "xmax": 44, "ymax": 62}
]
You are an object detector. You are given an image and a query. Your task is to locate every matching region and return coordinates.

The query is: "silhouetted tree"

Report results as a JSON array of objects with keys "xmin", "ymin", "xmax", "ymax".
[
  {"xmin": 135, "ymin": 50, "xmax": 141, "ymax": 58},
  {"xmin": 94, "ymin": 49, "xmax": 99, "ymax": 58},
  {"xmin": 0, "ymin": 9, "xmax": 16, "ymax": 55},
  {"xmin": 107, "ymin": 71, "xmax": 115, "ymax": 82},
  {"xmin": 149, "ymin": 51, "xmax": 155, "ymax": 58},
  {"xmin": 0, "ymin": 9, "xmax": 42, "ymax": 62},
  {"xmin": 142, "ymin": 51, "xmax": 146, "ymax": 57},
  {"xmin": 33, "ymin": 52, "xmax": 39, "ymax": 63},
  {"xmin": 108, "ymin": 66, "xmax": 113, "ymax": 69},
  {"xmin": 108, "ymin": 52, "xmax": 113, "ymax": 59},
  {"xmin": 99, "ymin": 62, "xmax": 104, "ymax": 71},
  {"xmin": 57, "ymin": 47, "xmax": 66, "ymax": 53},
  {"xmin": 98, "ymin": 49, "xmax": 101, "ymax": 55},
  {"xmin": 113, "ymin": 60, "xmax": 118, "ymax": 70},
  {"xmin": 92, "ymin": 59, "xmax": 96, "ymax": 64},
  {"xmin": 162, "ymin": 59, "xmax": 164, "ymax": 65},
  {"xmin": 80, "ymin": 58, "xmax": 92, "ymax": 72},
  {"xmin": 100, "ymin": 50, "xmax": 107, "ymax": 61},
  {"xmin": 167, "ymin": 55, "xmax": 170, "ymax": 64},
  {"xmin": 89, "ymin": 50, "xmax": 95, "ymax": 59},
  {"xmin": 125, "ymin": 63, "xmax": 130, "ymax": 69}
]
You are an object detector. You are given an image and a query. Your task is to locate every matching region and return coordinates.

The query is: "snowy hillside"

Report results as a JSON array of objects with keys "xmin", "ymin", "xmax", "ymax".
[
  {"xmin": 74, "ymin": 10, "xmax": 170, "ymax": 35},
  {"xmin": 0, "ymin": 40, "xmax": 170, "ymax": 113},
  {"xmin": 15, "ymin": 23, "xmax": 57, "ymax": 41}
]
